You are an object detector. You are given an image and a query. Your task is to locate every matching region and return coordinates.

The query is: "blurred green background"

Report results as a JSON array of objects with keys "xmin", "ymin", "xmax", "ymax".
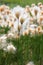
[{"xmin": 0, "ymin": 0, "xmax": 43, "ymax": 7}]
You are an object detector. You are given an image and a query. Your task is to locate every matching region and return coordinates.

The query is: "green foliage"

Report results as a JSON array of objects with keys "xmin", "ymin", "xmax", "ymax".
[
  {"xmin": 0, "ymin": 0, "xmax": 43, "ymax": 7},
  {"xmin": 0, "ymin": 26, "xmax": 10, "ymax": 34},
  {"xmin": 6, "ymin": 34, "xmax": 43, "ymax": 65}
]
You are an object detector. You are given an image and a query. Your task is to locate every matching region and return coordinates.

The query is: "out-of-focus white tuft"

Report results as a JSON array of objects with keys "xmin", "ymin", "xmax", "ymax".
[
  {"xmin": 0, "ymin": 34, "xmax": 7, "ymax": 49},
  {"xmin": 26, "ymin": 61, "xmax": 34, "ymax": 65},
  {"xmin": 3, "ymin": 43, "xmax": 16, "ymax": 54}
]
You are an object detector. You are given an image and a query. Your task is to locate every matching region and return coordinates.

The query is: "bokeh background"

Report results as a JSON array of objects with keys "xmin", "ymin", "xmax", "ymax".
[{"xmin": 0, "ymin": 0, "xmax": 43, "ymax": 7}]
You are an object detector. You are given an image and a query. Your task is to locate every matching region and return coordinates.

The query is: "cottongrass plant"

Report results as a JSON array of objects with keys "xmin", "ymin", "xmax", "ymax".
[
  {"xmin": 0, "ymin": 3, "xmax": 43, "ymax": 38},
  {"xmin": 0, "ymin": 34, "xmax": 17, "ymax": 65},
  {"xmin": 26, "ymin": 61, "xmax": 34, "ymax": 65},
  {"xmin": 0, "ymin": 2, "xmax": 43, "ymax": 65}
]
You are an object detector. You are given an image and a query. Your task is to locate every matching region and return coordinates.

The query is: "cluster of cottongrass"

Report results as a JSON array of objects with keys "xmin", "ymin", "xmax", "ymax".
[
  {"xmin": 0, "ymin": 2, "xmax": 43, "ymax": 65},
  {"xmin": 0, "ymin": 2, "xmax": 43, "ymax": 39},
  {"xmin": 0, "ymin": 34, "xmax": 16, "ymax": 54}
]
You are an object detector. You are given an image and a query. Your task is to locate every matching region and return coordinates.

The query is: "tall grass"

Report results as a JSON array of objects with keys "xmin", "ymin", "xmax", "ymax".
[{"xmin": 0, "ymin": 0, "xmax": 43, "ymax": 65}]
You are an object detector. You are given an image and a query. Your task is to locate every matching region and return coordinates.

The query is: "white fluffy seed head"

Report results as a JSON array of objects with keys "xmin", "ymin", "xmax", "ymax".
[
  {"xmin": 4, "ymin": 44, "xmax": 16, "ymax": 53},
  {"xmin": 26, "ymin": 61, "xmax": 34, "ymax": 65}
]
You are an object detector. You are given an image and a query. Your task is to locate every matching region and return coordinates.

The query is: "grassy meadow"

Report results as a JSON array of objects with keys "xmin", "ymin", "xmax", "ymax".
[{"xmin": 0, "ymin": 0, "xmax": 43, "ymax": 65}]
